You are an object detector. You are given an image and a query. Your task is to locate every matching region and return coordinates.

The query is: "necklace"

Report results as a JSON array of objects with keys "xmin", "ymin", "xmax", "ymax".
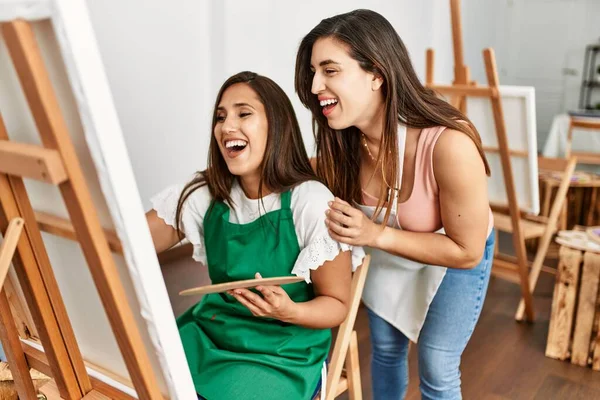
[
  {"xmin": 360, "ymin": 133, "xmax": 401, "ymax": 194},
  {"xmin": 361, "ymin": 134, "xmax": 377, "ymax": 162}
]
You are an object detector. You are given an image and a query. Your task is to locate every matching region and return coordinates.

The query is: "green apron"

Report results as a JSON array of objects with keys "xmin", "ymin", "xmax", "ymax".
[{"xmin": 177, "ymin": 190, "xmax": 331, "ymax": 400}]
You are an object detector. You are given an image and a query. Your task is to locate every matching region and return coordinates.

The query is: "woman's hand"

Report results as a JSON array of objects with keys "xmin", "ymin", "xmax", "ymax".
[
  {"xmin": 325, "ymin": 197, "xmax": 384, "ymax": 247},
  {"xmin": 229, "ymin": 273, "xmax": 299, "ymax": 322}
]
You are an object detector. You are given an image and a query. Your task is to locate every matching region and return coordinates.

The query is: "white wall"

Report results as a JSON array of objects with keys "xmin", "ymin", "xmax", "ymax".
[
  {"xmin": 461, "ymin": 0, "xmax": 600, "ymax": 147},
  {"xmin": 85, "ymin": 0, "xmax": 456, "ymax": 208},
  {"xmin": 85, "ymin": 0, "xmax": 213, "ymax": 205}
]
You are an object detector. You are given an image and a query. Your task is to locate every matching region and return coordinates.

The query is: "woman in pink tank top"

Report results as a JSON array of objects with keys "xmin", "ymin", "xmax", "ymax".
[{"xmin": 295, "ymin": 9, "xmax": 495, "ymax": 400}]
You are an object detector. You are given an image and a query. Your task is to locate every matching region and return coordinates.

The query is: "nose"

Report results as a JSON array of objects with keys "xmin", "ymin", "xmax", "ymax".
[
  {"xmin": 221, "ymin": 117, "xmax": 237, "ymax": 135},
  {"xmin": 311, "ymin": 72, "xmax": 325, "ymax": 95}
]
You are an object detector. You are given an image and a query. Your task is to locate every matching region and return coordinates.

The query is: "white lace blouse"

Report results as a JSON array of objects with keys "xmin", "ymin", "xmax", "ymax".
[{"xmin": 151, "ymin": 179, "xmax": 365, "ymax": 282}]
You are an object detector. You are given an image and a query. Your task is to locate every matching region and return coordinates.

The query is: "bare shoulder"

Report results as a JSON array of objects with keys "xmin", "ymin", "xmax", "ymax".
[
  {"xmin": 433, "ymin": 128, "xmax": 484, "ymax": 166},
  {"xmin": 433, "ymin": 128, "xmax": 486, "ymax": 183}
]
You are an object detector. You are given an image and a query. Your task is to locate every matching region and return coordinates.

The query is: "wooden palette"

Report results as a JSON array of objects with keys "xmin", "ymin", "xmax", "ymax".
[
  {"xmin": 556, "ymin": 230, "xmax": 600, "ymax": 253},
  {"xmin": 179, "ymin": 276, "xmax": 305, "ymax": 296},
  {"xmin": 587, "ymin": 226, "xmax": 600, "ymax": 245}
]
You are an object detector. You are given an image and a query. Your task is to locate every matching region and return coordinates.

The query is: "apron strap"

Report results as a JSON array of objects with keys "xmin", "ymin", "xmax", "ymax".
[
  {"xmin": 392, "ymin": 123, "xmax": 408, "ymax": 211},
  {"xmin": 280, "ymin": 189, "xmax": 292, "ymax": 210}
]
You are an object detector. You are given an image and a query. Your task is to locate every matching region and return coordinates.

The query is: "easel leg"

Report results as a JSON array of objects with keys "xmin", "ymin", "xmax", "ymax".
[
  {"xmin": 0, "ymin": 218, "xmax": 23, "ymax": 287},
  {"xmin": 514, "ymin": 236, "xmax": 549, "ymax": 321},
  {"xmin": 586, "ymin": 187, "xmax": 598, "ymax": 226},
  {"xmin": 0, "ymin": 291, "xmax": 38, "ymax": 399},
  {"xmin": 0, "ymin": 218, "xmax": 37, "ymax": 399},
  {"xmin": 483, "ymin": 49, "xmax": 535, "ymax": 321},
  {"xmin": 345, "ymin": 331, "xmax": 362, "ymax": 400}
]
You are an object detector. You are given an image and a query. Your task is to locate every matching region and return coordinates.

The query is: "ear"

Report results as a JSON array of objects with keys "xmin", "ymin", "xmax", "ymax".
[{"xmin": 371, "ymin": 74, "xmax": 384, "ymax": 91}]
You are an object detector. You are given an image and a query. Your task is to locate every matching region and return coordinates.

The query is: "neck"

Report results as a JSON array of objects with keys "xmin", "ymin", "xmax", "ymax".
[
  {"xmin": 357, "ymin": 101, "xmax": 385, "ymax": 138},
  {"xmin": 239, "ymin": 174, "xmax": 268, "ymax": 199},
  {"xmin": 357, "ymin": 106, "xmax": 386, "ymax": 162}
]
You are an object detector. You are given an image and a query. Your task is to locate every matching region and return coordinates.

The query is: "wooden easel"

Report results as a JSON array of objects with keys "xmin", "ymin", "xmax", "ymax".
[
  {"xmin": 424, "ymin": 0, "xmax": 536, "ymax": 321},
  {"xmin": 0, "ymin": 20, "xmax": 163, "ymax": 399},
  {"xmin": 566, "ymin": 117, "xmax": 600, "ymax": 165},
  {"xmin": 0, "ymin": 218, "xmax": 39, "ymax": 400}
]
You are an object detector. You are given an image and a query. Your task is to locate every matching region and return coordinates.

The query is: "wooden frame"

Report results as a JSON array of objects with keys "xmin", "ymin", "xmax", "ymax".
[
  {"xmin": 0, "ymin": 218, "xmax": 37, "ymax": 400},
  {"xmin": 0, "ymin": 0, "xmax": 195, "ymax": 398},
  {"xmin": 325, "ymin": 255, "xmax": 370, "ymax": 400},
  {"xmin": 566, "ymin": 117, "xmax": 600, "ymax": 165},
  {"xmin": 427, "ymin": 47, "xmax": 535, "ymax": 321},
  {"xmin": 467, "ymin": 85, "xmax": 540, "ymax": 215},
  {"xmin": 33, "ymin": 209, "xmax": 193, "ymax": 264},
  {"xmin": 0, "ymin": 141, "xmax": 68, "ymax": 184},
  {"xmin": 511, "ymin": 157, "xmax": 576, "ymax": 321},
  {"xmin": 546, "ymin": 243, "xmax": 600, "ymax": 371},
  {"xmin": 428, "ymin": 0, "xmax": 577, "ymax": 322},
  {"xmin": 426, "ymin": 0, "xmax": 535, "ymax": 321}
]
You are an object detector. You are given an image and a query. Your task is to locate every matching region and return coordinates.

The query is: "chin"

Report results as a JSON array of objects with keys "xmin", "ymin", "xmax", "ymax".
[
  {"xmin": 227, "ymin": 164, "xmax": 260, "ymax": 179},
  {"xmin": 327, "ymin": 118, "xmax": 350, "ymax": 131},
  {"xmin": 226, "ymin": 165, "xmax": 246, "ymax": 176}
]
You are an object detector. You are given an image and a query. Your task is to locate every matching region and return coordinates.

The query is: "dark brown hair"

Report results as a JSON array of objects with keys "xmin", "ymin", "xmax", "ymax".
[
  {"xmin": 295, "ymin": 9, "xmax": 490, "ymax": 221},
  {"xmin": 175, "ymin": 71, "xmax": 317, "ymax": 237}
]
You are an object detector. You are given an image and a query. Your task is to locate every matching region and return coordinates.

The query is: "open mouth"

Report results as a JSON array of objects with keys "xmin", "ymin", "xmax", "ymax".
[
  {"xmin": 319, "ymin": 99, "xmax": 338, "ymax": 116},
  {"xmin": 224, "ymin": 139, "xmax": 248, "ymax": 158},
  {"xmin": 320, "ymin": 98, "xmax": 338, "ymax": 116}
]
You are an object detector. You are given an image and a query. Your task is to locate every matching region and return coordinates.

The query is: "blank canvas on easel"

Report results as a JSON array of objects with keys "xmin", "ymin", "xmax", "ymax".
[
  {"xmin": 0, "ymin": 1, "xmax": 195, "ymax": 398},
  {"xmin": 466, "ymin": 85, "xmax": 539, "ymax": 215},
  {"xmin": 438, "ymin": 86, "xmax": 539, "ymax": 215}
]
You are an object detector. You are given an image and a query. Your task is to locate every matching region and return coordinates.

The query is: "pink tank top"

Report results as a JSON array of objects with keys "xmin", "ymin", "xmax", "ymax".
[{"xmin": 362, "ymin": 126, "xmax": 494, "ymax": 235}]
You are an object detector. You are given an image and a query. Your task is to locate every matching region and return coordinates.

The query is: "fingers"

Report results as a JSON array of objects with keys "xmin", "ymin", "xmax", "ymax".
[
  {"xmin": 328, "ymin": 198, "xmax": 359, "ymax": 217},
  {"xmin": 327, "ymin": 228, "xmax": 356, "ymax": 245},
  {"xmin": 327, "ymin": 208, "xmax": 353, "ymax": 226},
  {"xmin": 325, "ymin": 218, "xmax": 354, "ymax": 237},
  {"xmin": 231, "ymin": 288, "xmax": 271, "ymax": 316},
  {"xmin": 229, "ymin": 274, "xmax": 287, "ymax": 317},
  {"xmin": 230, "ymin": 289, "xmax": 264, "ymax": 316},
  {"xmin": 256, "ymin": 286, "xmax": 276, "ymax": 301},
  {"xmin": 334, "ymin": 197, "xmax": 351, "ymax": 206}
]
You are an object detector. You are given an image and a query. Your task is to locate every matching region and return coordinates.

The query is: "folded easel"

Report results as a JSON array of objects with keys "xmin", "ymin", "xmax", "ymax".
[
  {"xmin": 424, "ymin": 0, "xmax": 541, "ymax": 321},
  {"xmin": 0, "ymin": 19, "xmax": 162, "ymax": 399}
]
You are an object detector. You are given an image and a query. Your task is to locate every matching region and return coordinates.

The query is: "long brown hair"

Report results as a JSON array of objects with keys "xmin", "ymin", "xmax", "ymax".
[
  {"xmin": 175, "ymin": 71, "xmax": 317, "ymax": 237},
  {"xmin": 294, "ymin": 9, "xmax": 490, "ymax": 222}
]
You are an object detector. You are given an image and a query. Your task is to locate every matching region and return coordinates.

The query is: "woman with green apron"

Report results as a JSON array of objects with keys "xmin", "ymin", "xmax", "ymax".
[{"xmin": 147, "ymin": 72, "xmax": 364, "ymax": 399}]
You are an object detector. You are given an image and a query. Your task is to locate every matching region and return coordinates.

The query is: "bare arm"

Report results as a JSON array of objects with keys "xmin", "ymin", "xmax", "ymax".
[
  {"xmin": 232, "ymin": 249, "xmax": 353, "ymax": 329},
  {"xmin": 145, "ymin": 209, "xmax": 180, "ymax": 253},
  {"xmin": 373, "ymin": 129, "xmax": 490, "ymax": 268},
  {"xmin": 288, "ymin": 250, "xmax": 352, "ymax": 328}
]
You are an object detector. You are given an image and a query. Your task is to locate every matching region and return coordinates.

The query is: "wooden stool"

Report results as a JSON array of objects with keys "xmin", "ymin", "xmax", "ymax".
[
  {"xmin": 539, "ymin": 170, "xmax": 600, "ymax": 230},
  {"xmin": 546, "ymin": 230, "xmax": 600, "ymax": 370}
]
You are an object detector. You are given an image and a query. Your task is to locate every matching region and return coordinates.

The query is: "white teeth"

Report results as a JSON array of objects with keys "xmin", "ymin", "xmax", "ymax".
[
  {"xmin": 319, "ymin": 99, "xmax": 338, "ymax": 107},
  {"xmin": 225, "ymin": 140, "xmax": 248, "ymax": 149}
]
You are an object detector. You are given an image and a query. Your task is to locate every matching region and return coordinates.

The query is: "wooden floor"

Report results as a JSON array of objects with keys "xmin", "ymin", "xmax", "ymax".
[{"xmin": 337, "ymin": 272, "xmax": 600, "ymax": 400}]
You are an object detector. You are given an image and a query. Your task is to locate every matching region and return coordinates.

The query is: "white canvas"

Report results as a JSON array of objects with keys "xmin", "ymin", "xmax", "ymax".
[
  {"xmin": 466, "ymin": 85, "xmax": 540, "ymax": 215},
  {"xmin": 0, "ymin": 0, "xmax": 196, "ymax": 398}
]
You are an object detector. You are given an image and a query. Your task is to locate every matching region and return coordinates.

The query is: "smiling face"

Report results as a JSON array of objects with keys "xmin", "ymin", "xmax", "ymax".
[
  {"xmin": 214, "ymin": 83, "xmax": 268, "ymax": 181},
  {"xmin": 310, "ymin": 37, "xmax": 384, "ymax": 131}
]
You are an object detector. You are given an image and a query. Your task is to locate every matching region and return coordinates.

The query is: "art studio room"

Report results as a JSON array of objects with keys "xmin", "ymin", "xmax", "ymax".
[{"xmin": 0, "ymin": 0, "xmax": 600, "ymax": 399}]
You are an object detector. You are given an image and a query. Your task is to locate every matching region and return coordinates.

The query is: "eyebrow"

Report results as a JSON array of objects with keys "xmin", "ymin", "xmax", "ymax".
[
  {"xmin": 217, "ymin": 102, "xmax": 256, "ymax": 111},
  {"xmin": 310, "ymin": 59, "xmax": 341, "ymax": 69}
]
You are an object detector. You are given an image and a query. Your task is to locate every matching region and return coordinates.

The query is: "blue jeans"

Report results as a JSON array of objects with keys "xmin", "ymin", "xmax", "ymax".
[{"xmin": 367, "ymin": 230, "xmax": 495, "ymax": 400}]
